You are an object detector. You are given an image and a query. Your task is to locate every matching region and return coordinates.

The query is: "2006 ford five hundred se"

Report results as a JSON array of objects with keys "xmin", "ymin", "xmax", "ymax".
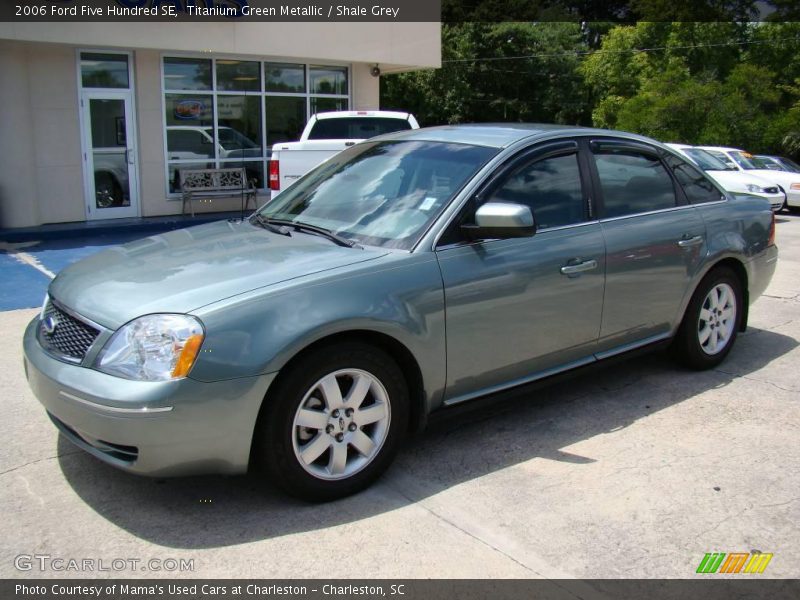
[{"xmin": 24, "ymin": 125, "xmax": 778, "ymax": 500}]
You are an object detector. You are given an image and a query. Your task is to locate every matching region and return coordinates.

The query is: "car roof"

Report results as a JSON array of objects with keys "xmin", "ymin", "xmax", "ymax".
[
  {"xmin": 376, "ymin": 123, "xmax": 660, "ymax": 149},
  {"xmin": 697, "ymin": 145, "xmax": 744, "ymax": 153},
  {"xmin": 314, "ymin": 110, "xmax": 411, "ymax": 120}
]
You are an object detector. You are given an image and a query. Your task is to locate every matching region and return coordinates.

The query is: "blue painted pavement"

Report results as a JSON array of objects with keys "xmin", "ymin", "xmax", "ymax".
[{"xmin": 0, "ymin": 232, "xmax": 162, "ymax": 311}]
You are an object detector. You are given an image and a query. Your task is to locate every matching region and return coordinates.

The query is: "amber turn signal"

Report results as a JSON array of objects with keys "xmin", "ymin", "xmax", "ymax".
[{"xmin": 172, "ymin": 334, "xmax": 204, "ymax": 378}]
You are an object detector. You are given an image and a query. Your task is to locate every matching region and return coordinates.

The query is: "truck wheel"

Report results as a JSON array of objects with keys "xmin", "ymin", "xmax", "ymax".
[
  {"xmin": 672, "ymin": 267, "xmax": 743, "ymax": 370},
  {"xmin": 255, "ymin": 342, "xmax": 408, "ymax": 501}
]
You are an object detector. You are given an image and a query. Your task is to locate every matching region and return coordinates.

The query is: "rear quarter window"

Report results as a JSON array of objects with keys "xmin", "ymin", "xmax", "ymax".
[{"xmin": 664, "ymin": 155, "xmax": 724, "ymax": 204}]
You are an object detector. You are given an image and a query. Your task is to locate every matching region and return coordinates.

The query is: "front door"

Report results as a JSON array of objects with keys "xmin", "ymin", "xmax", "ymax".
[
  {"xmin": 81, "ymin": 91, "xmax": 140, "ymax": 220},
  {"xmin": 436, "ymin": 141, "xmax": 606, "ymax": 405}
]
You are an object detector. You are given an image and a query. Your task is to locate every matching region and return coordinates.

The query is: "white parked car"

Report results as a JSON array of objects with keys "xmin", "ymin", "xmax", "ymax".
[
  {"xmin": 699, "ymin": 146, "xmax": 800, "ymax": 211},
  {"xmin": 667, "ymin": 144, "xmax": 785, "ymax": 212}
]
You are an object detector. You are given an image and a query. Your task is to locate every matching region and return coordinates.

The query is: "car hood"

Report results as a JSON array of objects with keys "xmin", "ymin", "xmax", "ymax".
[
  {"xmin": 706, "ymin": 170, "xmax": 782, "ymax": 193},
  {"xmin": 742, "ymin": 169, "xmax": 800, "ymax": 188},
  {"xmin": 49, "ymin": 219, "xmax": 389, "ymax": 329}
]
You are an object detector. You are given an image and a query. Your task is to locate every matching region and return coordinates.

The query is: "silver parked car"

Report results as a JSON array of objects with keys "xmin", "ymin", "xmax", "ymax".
[{"xmin": 23, "ymin": 125, "xmax": 778, "ymax": 500}]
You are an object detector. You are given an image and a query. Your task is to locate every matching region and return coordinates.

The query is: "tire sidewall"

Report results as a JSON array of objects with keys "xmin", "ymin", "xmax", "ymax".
[{"xmin": 257, "ymin": 342, "xmax": 409, "ymax": 501}]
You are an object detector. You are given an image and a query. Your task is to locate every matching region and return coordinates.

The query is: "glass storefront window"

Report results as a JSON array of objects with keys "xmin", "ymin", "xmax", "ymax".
[
  {"xmin": 163, "ymin": 57, "xmax": 348, "ymax": 194},
  {"xmin": 264, "ymin": 63, "xmax": 305, "ymax": 93},
  {"xmin": 81, "ymin": 53, "xmax": 129, "ymax": 89},
  {"xmin": 216, "ymin": 60, "xmax": 261, "ymax": 92},
  {"xmin": 165, "ymin": 94, "xmax": 215, "ymax": 159},
  {"xmin": 265, "ymin": 96, "xmax": 307, "ymax": 146},
  {"xmin": 164, "ymin": 57, "xmax": 212, "ymax": 91},
  {"xmin": 310, "ymin": 66, "xmax": 348, "ymax": 95},
  {"xmin": 218, "ymin": 95, "xmax": 263, "ymax": 156},
  {"xmin": 311, "ymin": 97, "xmax": 348, "ymax": 114}
]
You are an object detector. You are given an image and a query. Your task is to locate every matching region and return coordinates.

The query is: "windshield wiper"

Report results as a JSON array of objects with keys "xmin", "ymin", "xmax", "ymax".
[
  {"xmin": 269, "ymin": 219, "xmax": 362, "ymax": 249},
  {"xmin": 250, "ymin": 213, "xmax": 291, "ymax": 237}
]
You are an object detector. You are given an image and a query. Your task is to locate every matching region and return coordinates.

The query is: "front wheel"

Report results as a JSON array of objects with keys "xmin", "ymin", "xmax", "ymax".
[
  {"xmin": 672, "ymin": 267, "xmax": 743, "ymax": 370},
  {"xmin": 255, "ymin": 342, "xmax": 408, "ymax": 501}
]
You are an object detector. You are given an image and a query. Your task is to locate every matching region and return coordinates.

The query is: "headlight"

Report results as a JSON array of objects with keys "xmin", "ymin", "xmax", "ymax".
[
  {"xmin": 95, "ymin": 314, "xmax": 204, "ymax": 381},
  {"xmin": 746, "ymin": 184, "xmax": 766, "ymax": 193}
]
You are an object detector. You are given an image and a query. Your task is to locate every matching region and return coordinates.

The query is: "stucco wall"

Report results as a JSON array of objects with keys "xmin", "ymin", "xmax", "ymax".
[{"xmin": 0, "ymin": 41, "xmax": 85, "ymax": 228}]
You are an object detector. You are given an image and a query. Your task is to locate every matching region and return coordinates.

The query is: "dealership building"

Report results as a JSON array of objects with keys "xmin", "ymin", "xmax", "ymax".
[{"xmin": 0, "ymin": 21, "xmax": 440, "ymax": 228}]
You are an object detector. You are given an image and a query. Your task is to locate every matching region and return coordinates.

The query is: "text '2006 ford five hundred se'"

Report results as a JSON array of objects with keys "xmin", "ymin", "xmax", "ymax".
[{"xmin": 24, "ymin": 125, "xmax": 778, "ymax": 500}]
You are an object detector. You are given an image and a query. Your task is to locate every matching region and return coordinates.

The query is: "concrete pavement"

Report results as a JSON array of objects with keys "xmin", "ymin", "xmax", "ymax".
[{"xmin": 1, "ymin": 217, "xmax": 799, "ymax": 580}]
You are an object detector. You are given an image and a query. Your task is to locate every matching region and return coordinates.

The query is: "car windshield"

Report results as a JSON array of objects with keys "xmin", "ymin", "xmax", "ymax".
[
  {"xmin": 259, "ymin": 140, "xmax": 497, "ymax": 250},
  {"xmin": 217, "ymin": 128, "xmax": 259, "ymax": 151},
  {"xmin": 681, "ymin": 148, "xmax": 733, "ymax": 171},
  {"xmin": 729, "ymin": 151, "xmax": 763, "ymax": 170}
]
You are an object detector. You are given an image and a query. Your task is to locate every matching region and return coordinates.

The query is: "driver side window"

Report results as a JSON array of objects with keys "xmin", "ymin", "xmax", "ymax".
[{"xmin": 485, "ymin": 152, "xmax": 586, "ymax": 230}]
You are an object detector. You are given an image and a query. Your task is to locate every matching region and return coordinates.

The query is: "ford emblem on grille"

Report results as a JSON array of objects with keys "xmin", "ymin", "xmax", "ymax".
[{"xmin": 42, "ymin": 316, "xmax": 59, "ymax": 336}]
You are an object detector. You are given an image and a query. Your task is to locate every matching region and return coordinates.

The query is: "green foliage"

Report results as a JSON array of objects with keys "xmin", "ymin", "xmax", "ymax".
[
  {"xmin": 579, "ymin": 21, "xmax": 800, "ymax": 156},
  {"xmin": 382, "ymin": 22, "xmax": 591, "ymax": 126},
  {"xmin": 382, "ymin": 20, "xmax": 800, "ymax": 158}
]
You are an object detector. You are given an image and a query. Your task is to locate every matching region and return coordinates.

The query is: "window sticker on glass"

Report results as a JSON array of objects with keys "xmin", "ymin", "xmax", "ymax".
[{"xmin": 420, "ymin": 197, "xmax": 438, "ymax": 211}]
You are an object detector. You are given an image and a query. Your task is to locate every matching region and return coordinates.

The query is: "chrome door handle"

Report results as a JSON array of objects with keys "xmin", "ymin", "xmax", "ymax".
[
  {"xmin": 677, "ymin": 235, "xmax": 703, "ymax": 248},
  {"xmin": 560, "ymin": 259, "xmax": 598, "ymax": 275}
]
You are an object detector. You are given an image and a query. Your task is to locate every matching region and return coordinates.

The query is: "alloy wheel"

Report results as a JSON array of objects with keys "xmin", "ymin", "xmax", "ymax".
[
  {"xmin": 697, "ymin": 283, "xmax": 737, "ymax": 355},
  {"xmin": 291, "ymin": 368, "xmax": 391, "ymax": 481}
]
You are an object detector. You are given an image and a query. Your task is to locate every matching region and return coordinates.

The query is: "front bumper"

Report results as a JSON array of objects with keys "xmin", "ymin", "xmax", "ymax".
[
  {"xmin": 785, "ymin": 188, "xmax": 800, "ymax": 209},
  {"xmin": 23, "ymin": 317, "xmax": 275, "ymax": 476}
]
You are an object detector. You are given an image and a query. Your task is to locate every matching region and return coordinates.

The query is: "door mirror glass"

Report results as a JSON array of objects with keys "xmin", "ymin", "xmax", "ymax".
[{"xmin": 462, "ymin": 202, "xmax": 535, "ymax": 241}]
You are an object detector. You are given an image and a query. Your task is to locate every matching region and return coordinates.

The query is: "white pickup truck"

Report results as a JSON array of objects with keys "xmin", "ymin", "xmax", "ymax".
[{"xmin": 267, "ymin": 110, "xmax": 419, "ymax": 197}]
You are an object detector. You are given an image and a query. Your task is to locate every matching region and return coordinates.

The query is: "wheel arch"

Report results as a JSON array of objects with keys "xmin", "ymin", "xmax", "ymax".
[
  {"xmin": 253, "ymin": 329, "xmax": 427, "ymax": 447},
  {"xmin": 694, "ymin": 257, "xmax": 750, "ymax": 332}
]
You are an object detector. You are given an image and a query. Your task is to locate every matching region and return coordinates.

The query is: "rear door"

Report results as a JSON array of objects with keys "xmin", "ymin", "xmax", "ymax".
[
  {"xmin": 587, "ymin": 139, "xmax": 707, "ymax": 354},
  {"xmin": 436, "ymin": 140, "xmax": 606, "ymax": 405}
]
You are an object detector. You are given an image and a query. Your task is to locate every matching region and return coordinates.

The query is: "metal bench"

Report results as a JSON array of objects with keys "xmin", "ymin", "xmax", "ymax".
[{"xmin": 179, "ymin": 167, "xmax": 258, "ymax": 217}]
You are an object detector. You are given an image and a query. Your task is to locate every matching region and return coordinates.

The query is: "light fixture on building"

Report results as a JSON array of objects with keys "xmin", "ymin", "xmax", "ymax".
[{"xmin": 370, "ymin": 64, "xmax": 381, "ymax": 77}]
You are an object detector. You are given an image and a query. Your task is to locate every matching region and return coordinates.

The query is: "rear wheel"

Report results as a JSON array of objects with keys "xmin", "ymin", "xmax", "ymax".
[
  {"xmin": 94, "ymin": 172, "xmax": 122, "ymax": 208},
  {"xmin": 672, "ymin": 267, "xmax": 743, "ymax": 369},
  {"xmin": 255, "ymin": 342, "xmax": 408, "ymax": 501}
]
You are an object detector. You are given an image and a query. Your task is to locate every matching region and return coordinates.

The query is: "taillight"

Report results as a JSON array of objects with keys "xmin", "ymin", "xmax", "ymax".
[
  {"xmin": 268, "ymin": 159, "xmax": 280, "ymax": 191},
  {"xmin": 768, "ymin": 212, "xmax": 776, "ymax": 246}
]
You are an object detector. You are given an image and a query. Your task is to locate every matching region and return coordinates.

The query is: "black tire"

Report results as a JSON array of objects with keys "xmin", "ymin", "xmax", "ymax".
[
  {"xmin": 254, "ymin": 342, "xmax": 408, "ymax": 501},
  {"xmin": 672, "ymin": 267, "xmax": 743, "ymax": 370},
  {"xmin": 94, "ymin": 172, "xmax": 123, "ymax": 208}
]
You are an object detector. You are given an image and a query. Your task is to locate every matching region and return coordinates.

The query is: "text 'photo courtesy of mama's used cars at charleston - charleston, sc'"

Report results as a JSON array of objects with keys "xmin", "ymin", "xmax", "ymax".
[{"xmin": 23, "ymin": 124, "xmax": 777, "ymax": 501}]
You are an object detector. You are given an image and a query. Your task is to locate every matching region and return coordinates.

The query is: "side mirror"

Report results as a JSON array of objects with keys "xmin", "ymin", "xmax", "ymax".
[{"xmin": 461, "ymin": 202, "xmax": 535, "ymax": 241}]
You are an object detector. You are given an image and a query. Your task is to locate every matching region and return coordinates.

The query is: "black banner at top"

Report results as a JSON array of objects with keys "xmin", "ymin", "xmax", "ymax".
[
  {"xmin": 2, "ymin": 0, "xmax": 440, "ymax": 22},
  {"xmin": 1, "ymin": 0, "xmax": 793, "ymax": 23}
]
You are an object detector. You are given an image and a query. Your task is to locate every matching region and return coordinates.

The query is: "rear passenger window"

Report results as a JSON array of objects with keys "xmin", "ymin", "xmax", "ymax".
[
  {"xmin": 487, "ymin": 153, "xmax": 585, "ymax": 229},
  {"xmin": 593, "ymin": 150, "xmax": 677, "ymax": 218},
  {"xmin": 664, "ymin": 155, "xmax": 723, "ymax": 204}
]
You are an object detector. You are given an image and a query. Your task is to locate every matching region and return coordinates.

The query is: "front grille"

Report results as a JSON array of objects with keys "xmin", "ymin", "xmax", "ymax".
[
  {"xmin": 764, "ymin": 187, "xmax": 779, "ymax": 194},
  {"xmin": 39, "ymin": 299, "xmax": 100, "ymax": 361}
]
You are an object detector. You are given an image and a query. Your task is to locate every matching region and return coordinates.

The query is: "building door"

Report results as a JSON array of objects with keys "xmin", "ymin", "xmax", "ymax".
[{"xmin": 81, "ymin": 91, "xmax": 140, "ymax": 220}]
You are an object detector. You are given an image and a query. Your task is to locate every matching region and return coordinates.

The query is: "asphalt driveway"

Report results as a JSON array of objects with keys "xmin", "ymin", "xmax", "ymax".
[{"xmin": 1, "ymin": 216, "xmax": 799, "ymax": 579}]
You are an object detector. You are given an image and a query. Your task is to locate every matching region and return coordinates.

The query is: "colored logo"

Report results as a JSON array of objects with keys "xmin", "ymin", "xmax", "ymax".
[
  {"xmin": 174, "ymin": 100, "xmax": 206, "ymax": 120},
  {"xmin": 41, "ymin": 316, "xmax": 59, "ymax": 336},
  {"xmin": 696, "ymin": 552, "xmax": 773, "ymax": 574}
]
